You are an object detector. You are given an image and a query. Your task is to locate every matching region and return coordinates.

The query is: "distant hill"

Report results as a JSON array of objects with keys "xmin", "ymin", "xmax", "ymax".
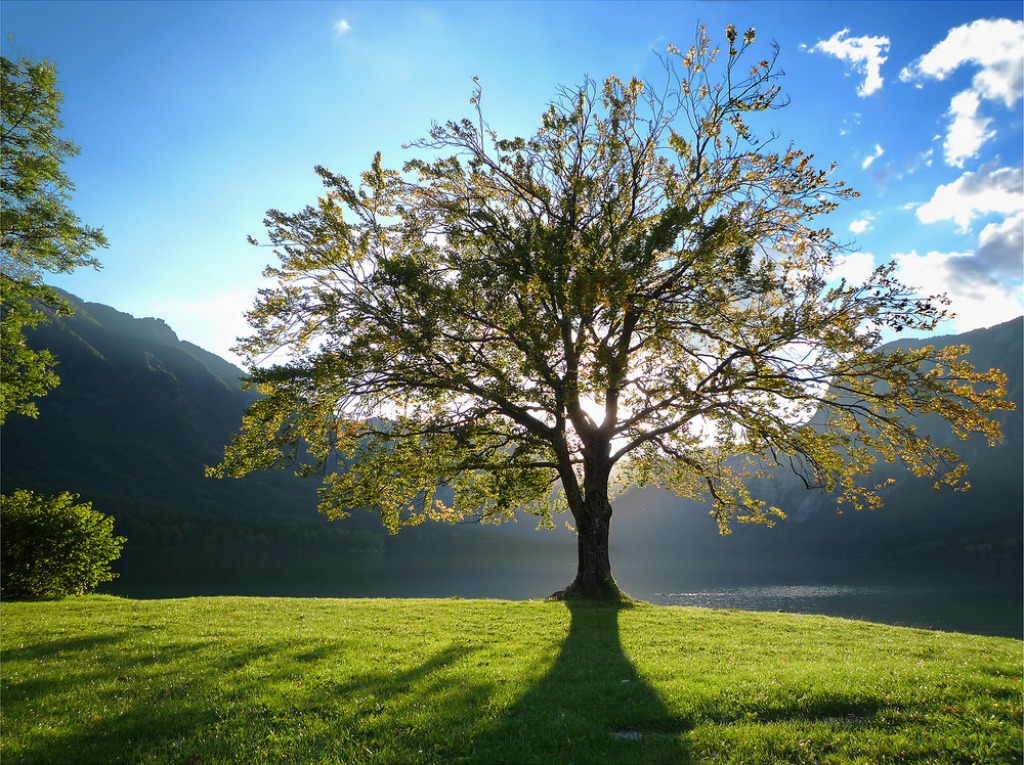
[
  {"xmin": 609, "ymin": 317, "xmax": 1024, "ymax": 566},
  {"xmin": 2, "ymin": 292, "xmax": 1019, "ymax": 581},
  {"xmin": 0, "ymin": 291, "xmax": 387, "ymax": 556}
]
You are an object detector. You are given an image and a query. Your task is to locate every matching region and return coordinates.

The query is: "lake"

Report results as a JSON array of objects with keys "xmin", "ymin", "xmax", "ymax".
[
  {"xmin": 619, "ymin": 562, "xmax": 1023, "ymax": 639},
  {"xmin": 104, "ymin": 549, "xmax": 1022, "ymax": 639}
]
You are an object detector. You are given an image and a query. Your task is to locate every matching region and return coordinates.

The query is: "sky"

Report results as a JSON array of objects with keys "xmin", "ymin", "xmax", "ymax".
[{"xmin": 3, "ymin": 0, "xmax": 1022, "ymax": 364}]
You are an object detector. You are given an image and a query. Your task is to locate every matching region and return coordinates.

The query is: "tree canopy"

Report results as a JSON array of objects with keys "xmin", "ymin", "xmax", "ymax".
[
  {"xmin": 215, "ymin": 27, "xmax": 1011, "ymax": 599},
  {"xmin": 0, "ymin": 489, "xmax": 126, "ymax": 599},
  {"xmin": 1, "ymin": 54, "xmax": 106, "ymax": 424}
]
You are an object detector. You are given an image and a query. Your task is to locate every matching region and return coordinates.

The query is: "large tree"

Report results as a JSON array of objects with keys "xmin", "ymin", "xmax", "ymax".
[
  {"xmin": 215, "ymin": 27, "xmax": 1010, "ymax": 599},
  {"xmin": 1, "ymin": 54, "xmax": 106, "ymax": 424}
]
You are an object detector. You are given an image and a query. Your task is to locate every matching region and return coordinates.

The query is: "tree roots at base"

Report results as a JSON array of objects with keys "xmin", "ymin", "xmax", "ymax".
[{"xmin": 547, "ymin": 576, "xmax": 636, "ymax": 604}]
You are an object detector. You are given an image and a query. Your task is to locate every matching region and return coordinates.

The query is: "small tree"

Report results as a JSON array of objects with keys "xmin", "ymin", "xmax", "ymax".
[
  {"xmin": 1, "ymin": 54, "xmax": 106, "ymax": 424},
  {"xmin": 214, "ymin": 27, "xmax": 1011, "ymax": 599},
  {"xmin": 1, "ymin": 490, "xmax": 125, "ymax": 599}
]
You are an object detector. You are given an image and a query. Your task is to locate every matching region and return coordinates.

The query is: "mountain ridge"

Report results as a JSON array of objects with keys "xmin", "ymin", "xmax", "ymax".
[{"xmin": 611, "ymin": 315, "xmax": 1023, "ymax": 564}]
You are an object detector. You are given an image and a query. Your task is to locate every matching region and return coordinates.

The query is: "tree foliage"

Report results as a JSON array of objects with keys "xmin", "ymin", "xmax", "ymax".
[
  {"xmin": 0, "ymin": 490, "xmax": 125, "ymax": 599},
  {"xmin": 1, "ymin": 54, "xmax": 106, "ymax": 424},
  {"xmin": 215, "ymin": 27, "xmax": 1012, "ymax": 598}
]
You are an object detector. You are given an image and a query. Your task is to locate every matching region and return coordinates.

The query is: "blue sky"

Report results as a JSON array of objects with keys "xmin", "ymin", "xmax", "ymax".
[{"xmin": 3, "ymin": 1, "xmax": 1022, "ymax": 363}]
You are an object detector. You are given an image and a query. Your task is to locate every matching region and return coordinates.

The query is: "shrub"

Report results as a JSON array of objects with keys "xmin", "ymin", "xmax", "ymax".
[{"xmin": 1, "ymin": 490, "xmax": 126, "ymax": 599}]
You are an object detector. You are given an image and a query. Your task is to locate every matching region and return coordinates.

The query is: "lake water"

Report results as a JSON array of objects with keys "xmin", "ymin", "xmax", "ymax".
[
  {"xmin": 105, "ymin": 550, "xmax": 1022, "ymax": 639},
  {"xmin": 621, "ymin": 565, "xmax": 1023, "ymax": 639}
]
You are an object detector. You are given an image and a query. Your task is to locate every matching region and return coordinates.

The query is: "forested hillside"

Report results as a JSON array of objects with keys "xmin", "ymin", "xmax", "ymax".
[{"xmin": 0, "ymin": 292, "xmax": 383, "ymax": 557}]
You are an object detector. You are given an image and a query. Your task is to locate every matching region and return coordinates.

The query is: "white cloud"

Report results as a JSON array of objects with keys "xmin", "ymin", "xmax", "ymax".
[
  {"xmin": 916, "ymin": 165, "xmax": 1024, "ymax": 232},
  {"xmin": 334, "ymin": 19, "xmax": 352, "ymax": 36},
  {"xmin": 849, "ymin": 218, "xmax": 872, "ymax": 234},
  {"xmin": 831, "ymin": 251, "xmax": 876, "ymax": 284},
  {"xmin": 952, "ymin": 211, "xmax": 1024, "ymax": 281},
  {"xmin": 892, "ymin": 249, "xmax": 1023, "ymax": 332},
  {"xmin": 892, "ymin": 202, "xmax": 1023, "ymax": 332},
  {"xmin": 899, "ymin": 18, "xmax": 1023, "ymax": 104},
  {"xmin": 861, "ymin": 143, "xmax": 884, "ymax": 170},
  {"xmin": 900, "ymin": 18, "xmax": 1024, "ymax": 166},
  {"xmin": 944, "ymin": 90, "xmax": 997, "ymax": 168},
  {"xmin": 809, "ymin": 29, "xmax": 890, "ymax": 97}
]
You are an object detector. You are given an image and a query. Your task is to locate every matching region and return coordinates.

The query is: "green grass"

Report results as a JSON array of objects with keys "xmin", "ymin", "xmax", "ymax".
[{"xmin": 1, "ymin": 596, "xmax": 1020, "ymax": 764}]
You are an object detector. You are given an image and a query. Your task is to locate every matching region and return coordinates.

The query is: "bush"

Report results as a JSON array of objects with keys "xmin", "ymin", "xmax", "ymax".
[{"xmin": 1, "ymin": 490, "xmax": 126, "ymax": 599}]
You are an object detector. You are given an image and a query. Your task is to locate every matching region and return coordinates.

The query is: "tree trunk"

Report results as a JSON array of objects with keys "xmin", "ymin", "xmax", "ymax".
[
  {"xmin": 551, "ymin": 452, "xmax": 625, "ymax": 601},
  {"xmin": 567, "ymin": 493, "xmax": 618, "ymax": 597}
]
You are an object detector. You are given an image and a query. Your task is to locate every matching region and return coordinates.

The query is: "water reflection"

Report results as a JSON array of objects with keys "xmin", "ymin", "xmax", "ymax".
[{"xmin": 620, "ymin": 565, "xmax": 1023, "ymax": 639}]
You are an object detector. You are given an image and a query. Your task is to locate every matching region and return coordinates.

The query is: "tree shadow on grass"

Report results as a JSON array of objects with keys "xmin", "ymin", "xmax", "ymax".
[
  {"xmin": 1, "ymin": 629, "xmax": 226, "ymax": 765},
  {"xmin": 469, "ymin": 600, "xmax": 692, "ymax": 764},
  {"xmin": 7, "ymin": 602, "xmax": 992, "ymax": 765},
  {"xmin": 3, "ymin": 605, "xmax": 690, "ymax": 764},
  {"xmin": 2, "ymin": 624, "xmax": 490, "ymax": 765}
]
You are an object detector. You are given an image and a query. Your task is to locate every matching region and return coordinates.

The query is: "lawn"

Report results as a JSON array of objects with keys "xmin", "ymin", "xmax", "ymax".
[{"xmin": 1, "ymin": 595, "xmax": 1020, "ymax": 764}]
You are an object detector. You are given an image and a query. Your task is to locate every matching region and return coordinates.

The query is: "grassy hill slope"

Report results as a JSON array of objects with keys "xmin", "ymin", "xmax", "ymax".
[{"xmin": 1, "ymin": 596, "xmax": 1020, "ymax": 765}]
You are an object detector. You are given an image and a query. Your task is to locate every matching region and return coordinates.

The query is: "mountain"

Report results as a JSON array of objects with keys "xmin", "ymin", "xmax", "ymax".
[
  {"xmin": 0, "ymin": 291, "xmax": 387, "ymax": 557},
  {"xmin": 609, "ymin": 317, "xmax": 1024, "ymax": 566}
]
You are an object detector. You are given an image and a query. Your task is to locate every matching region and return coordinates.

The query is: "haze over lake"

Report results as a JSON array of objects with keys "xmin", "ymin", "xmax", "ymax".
[{"xmin": 103, "ymin": 548, "xmax": 1022, "ymax": 640}]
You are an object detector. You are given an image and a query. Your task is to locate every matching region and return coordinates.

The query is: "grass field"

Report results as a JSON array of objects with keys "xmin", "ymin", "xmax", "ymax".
[{"xmin": 1, "ymin": 595, "xmax": 1020, "ymax": 764}]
